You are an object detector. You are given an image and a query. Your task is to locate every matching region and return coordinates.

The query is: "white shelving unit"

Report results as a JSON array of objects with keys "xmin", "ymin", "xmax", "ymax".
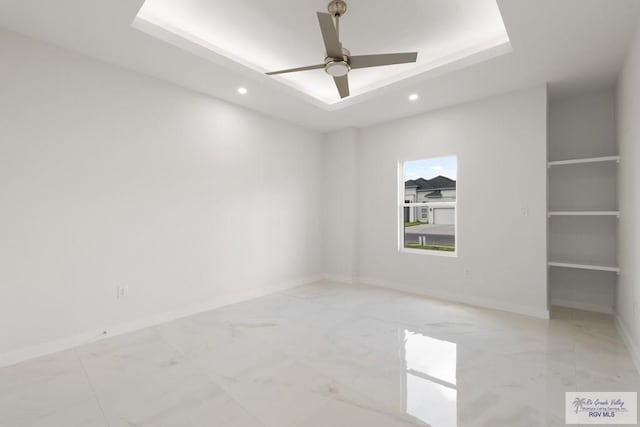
[
  {"xmin": 548, "ymin": 211, "xmax": 619, "ymax": 218},
  {"xmin": 548, "ymin": 261, "xmax": 620, "ymax": 274},
  {"xmin": 548, "ymin": 155, "xmax": 620, "ymax": 276},
  {"xmin": 548, "ymin": 92, "xmax": 619, "ymax": 314},
  {"xmin": 548, "ymin": 155, "xmax": 620, "ymax": 167}
]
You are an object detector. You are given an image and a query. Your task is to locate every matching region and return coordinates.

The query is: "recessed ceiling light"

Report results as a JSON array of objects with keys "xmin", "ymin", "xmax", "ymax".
[
  {"xmin": 237, "ymin": 87, "xmax": 248, "ymax": 95},
  {"xmin": 409, "ymin": 93, "xmax": 419, "ymax": 101}
]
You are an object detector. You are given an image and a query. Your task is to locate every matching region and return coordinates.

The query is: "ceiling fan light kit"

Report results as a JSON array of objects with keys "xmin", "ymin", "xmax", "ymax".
[
  {"xmin": 325, "ymin": 60, "xmax": 351, "ymax": 77},
  {"xmin": 265, "ymin": 0, "xmax": 418, "ymax": 99},
  {"xmin": 325, "ymin": 47, "xmax": 351, "ymax": 77}
]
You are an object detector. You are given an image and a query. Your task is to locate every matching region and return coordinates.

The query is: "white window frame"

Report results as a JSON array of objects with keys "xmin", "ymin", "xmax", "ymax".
[{"xmin": 398, "ymin": 156, "xmax": 458, "ymax": 257}]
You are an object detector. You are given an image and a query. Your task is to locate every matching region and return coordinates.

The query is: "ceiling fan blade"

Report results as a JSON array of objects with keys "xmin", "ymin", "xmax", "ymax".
[
  {"xmin": 317, "ymin": 12, "xmax": 343, "ymax": 58},
  {"xmin": 350, "ymin": 52, "xmax": 418, "ymax": 69},
  {"xmin": 334, "ymin": 75, "xmax": 349, "ymax": 99},
  {"xmin": 266, "ymin": 64, "xmax": 325, "ymax": 75}
]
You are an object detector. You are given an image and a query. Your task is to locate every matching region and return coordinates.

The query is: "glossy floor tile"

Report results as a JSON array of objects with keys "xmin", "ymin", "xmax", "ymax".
[{"xmin": 1, "ymin": 281, "xmax": 638, "ymax": 427}]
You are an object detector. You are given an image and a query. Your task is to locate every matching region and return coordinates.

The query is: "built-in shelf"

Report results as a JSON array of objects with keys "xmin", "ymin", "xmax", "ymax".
[
  {"xmin": 548, "ymin": 211, "xmax": 619, "ymax": 218},
  {"xmin": 548, "ymin": 261, "xmax": 620, "ymax": 274},
  {"xmin": 547, "ymin": 155, "xmax": 620, "ymax": 167}
]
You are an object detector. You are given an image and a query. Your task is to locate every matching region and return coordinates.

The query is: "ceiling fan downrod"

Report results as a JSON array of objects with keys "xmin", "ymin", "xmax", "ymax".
[{"xmin": 328, "ymin": 0, "xmax": 347, "ymax": 39}]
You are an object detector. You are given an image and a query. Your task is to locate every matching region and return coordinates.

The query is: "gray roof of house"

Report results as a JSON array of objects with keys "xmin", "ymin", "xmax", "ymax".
[{"xmin": 405, "ymin": 175, "xmax": 456, "ymax": 190}]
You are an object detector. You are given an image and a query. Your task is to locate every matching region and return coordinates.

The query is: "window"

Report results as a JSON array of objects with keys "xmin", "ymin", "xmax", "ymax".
[{"xmin": 400, "ymin": 156, "xmax": 457, "ymax": 254}]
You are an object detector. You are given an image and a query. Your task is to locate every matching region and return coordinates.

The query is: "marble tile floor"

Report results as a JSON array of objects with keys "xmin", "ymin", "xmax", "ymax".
[{"xmin": 1, "ymin": 281, "xmax": 638, "ymax": 427}]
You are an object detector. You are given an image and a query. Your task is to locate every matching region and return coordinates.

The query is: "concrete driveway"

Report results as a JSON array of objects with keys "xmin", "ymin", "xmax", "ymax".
[{"xmin": 405, "ymin": 224, "xmax": 454, "ymax": 236}]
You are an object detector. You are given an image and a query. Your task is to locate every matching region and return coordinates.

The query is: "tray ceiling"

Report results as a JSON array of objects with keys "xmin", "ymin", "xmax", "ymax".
[{"xmin": 134, "ymin": 0, "xmax": 510, "ymax": 108}]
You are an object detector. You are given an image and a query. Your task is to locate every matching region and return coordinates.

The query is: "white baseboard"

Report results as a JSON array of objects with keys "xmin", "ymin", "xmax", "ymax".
[
  {"xmin": 551, "ymin": 298, "xmax": 613, "ymax": 314},
  {"xmin": 615, "ymin": 314, "xmax": 640, "ymax": 374},
  {"xmin": 322, "ymin": 273, "xmax": 355, "ymax": 284},
  {"xmin": 0, "ymin": 274, "xmax": 322, "ymax": 368},
  {"xmin": 356, "ymin": 276, "xmax": 550, "ymax": 319}
]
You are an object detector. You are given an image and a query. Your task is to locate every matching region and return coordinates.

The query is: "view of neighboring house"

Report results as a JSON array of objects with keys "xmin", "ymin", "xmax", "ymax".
[{"xmin": 404, "ymin": 175, "xmax": 456, "ymax": 224}]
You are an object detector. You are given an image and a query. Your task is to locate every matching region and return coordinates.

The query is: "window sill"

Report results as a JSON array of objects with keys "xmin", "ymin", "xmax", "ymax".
[{"xmin": 400, "ymin": 248, "xmax": 458, "ymax": 258}]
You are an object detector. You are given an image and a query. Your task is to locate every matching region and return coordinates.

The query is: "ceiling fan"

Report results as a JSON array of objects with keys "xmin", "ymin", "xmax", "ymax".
[{"xmin": 265, "ymin": 0, "xmax": 418, "ymax": 99}]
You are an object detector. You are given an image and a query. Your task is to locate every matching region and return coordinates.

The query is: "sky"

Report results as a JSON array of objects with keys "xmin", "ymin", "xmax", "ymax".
[{"xmin": 404, "ymin": 156, "xmax": 457, "ymax": 181}]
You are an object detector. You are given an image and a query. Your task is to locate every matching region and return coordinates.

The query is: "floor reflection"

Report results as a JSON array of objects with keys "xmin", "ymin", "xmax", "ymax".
[{"xmin": 403, "ymin": 330, "xmax": 457, "ymax": 427}]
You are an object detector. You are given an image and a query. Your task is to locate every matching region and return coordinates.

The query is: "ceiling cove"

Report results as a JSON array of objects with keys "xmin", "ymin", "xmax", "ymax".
[{"xmin": 133, "ymin": 0, "xmax": 511, "ymax": 110}]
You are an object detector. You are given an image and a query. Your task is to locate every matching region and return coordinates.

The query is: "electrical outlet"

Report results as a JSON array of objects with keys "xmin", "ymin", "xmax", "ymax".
[{"xmin": 117, "ymin": 286, "xmax": 129, "ymax": 299}]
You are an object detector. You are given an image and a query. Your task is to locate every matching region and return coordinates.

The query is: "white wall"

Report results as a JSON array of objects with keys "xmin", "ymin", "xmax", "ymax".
[
  {"xmin": 325, "ymin": 86, "xmax": 549, "ymax": 318},
  {"xmin": 547, "ymin": 89, "xmax": 618, "ymax": 314},
  {"xmin": 323, "ymin": 128, "xmax": 359, "ymax": 283},
  {"xmin": 549, "ymin": 89, "xmax": 617, "ymax": 160},
  {"xmin": 617, "ymin": 21, "xmax": 640, "ymax": 369},
  {"xmin": 0, "ymin": 31, "xmax": 324, "ymax": 366}
]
